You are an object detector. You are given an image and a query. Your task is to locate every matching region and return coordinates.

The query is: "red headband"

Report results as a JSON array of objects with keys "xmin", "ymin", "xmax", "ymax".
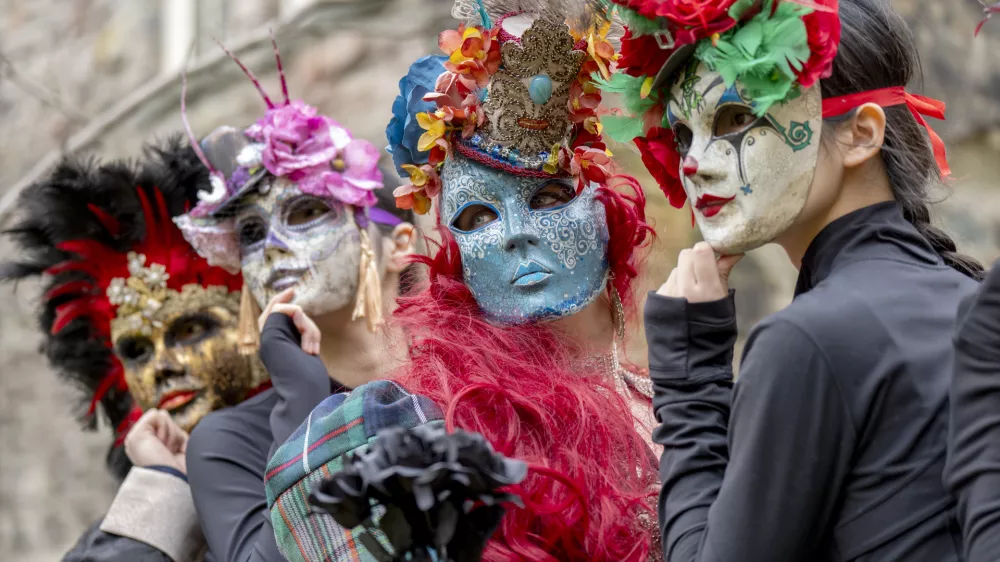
[{"xmin": 821, "ymin": 86, "xmax": 950, "ymax": 177}]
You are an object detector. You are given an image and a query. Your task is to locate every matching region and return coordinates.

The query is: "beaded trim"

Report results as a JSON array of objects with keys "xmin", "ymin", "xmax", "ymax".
[{"xmin": 455, "ymin": 138, "xmax": 567, "ymax": 178}]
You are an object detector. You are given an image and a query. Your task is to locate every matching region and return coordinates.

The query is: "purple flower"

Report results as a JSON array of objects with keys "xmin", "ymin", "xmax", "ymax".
[
  {"xmin": 247, "ymin": 100, "xmax": 338, "ymax": 178},
  {"xmin": 243, "ymin": 100, "xmax": 383, "ymax": 208}
]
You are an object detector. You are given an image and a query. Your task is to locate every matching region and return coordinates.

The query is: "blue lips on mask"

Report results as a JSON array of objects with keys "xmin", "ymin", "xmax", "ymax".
[{"xmin": 441, "ymin": 156, "xmax": 610, "ymax": 325}]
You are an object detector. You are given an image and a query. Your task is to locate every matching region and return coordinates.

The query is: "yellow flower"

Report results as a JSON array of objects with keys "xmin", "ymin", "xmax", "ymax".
[
  {"xmin": 640, "ymin": 76, "xmax": 654, "ymax": 100},
  {"xmin": 401, "ymin": 164, "xmax": 429, "ymax": 187},
  {"xmin": 416, "ymin": 112, "xmax": 446, "ymax": 153},
  {"xmin": 584, "ymin": 117, "xmax": 603, "ymax": 136},
  {"xmin": 543, "ymin": 144, "xmax": 562, "ymax": 175}
]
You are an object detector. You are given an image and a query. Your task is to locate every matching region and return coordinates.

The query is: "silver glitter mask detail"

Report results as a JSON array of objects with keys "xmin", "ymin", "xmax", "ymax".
[{"xmin": 234, "ymin": 177, "xmax": 361, "ymax": 316}]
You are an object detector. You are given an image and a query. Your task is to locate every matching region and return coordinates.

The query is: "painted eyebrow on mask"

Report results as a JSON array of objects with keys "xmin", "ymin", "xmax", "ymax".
[
  {"xmin": 701, "ymin": 74, "xmax": 726, "ymax": 99},
  {"xmin": 667, "ymin": 73, "xmax": 729, "ymax": 127}
]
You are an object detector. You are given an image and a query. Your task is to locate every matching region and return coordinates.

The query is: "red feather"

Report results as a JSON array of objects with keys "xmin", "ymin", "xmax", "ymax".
[
  {"xmin": 86, "ymin": 204, "xmax": 121, "ymax": 237},
  {"xmin": 45, "ymin": 280, "xmax": 94, "ymax": 300},
  {"xmin": 46, "ymin": 186, "xmax": 244, "ymax": 414},
  {"xmin": 52, "ymin": 300, "xmax": 94, "ymax": 334}
]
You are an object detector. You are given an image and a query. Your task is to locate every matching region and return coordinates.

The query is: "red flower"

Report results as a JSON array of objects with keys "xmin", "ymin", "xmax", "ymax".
[
  {"xmin": 618, "ymin": 30, "xmax": 670, "ymax": 78},
  {"xmin": 795, "ymin": 0, "xmax": 841, "ymax": 89},
  {"xmin": 634, "ymin": 127, "xmax": 686, "ymax": 209},
  {"xmin": 650, "ymin": 0, "xmax": 739, "ymax": 31},
  {"xmin": 613, "ymin": 0, "xmax": 742, "ymax": 61}
]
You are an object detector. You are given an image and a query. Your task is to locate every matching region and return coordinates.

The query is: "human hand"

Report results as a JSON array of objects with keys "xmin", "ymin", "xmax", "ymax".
[
  {"xmin": 123, "ymin": 409, "xmax": 189, "ymax": 474},
  {"xmin": 657, "ymin": 242, "xmax": 744, "ymax": 303},
  {"xmin": 259, "ymin": 288, "xmax": 321, "ymax": 355}
]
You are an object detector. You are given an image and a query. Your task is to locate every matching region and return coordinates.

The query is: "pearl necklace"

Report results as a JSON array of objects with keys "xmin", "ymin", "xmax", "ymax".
[{"xmin": 589, "ymin": 342, "xmax": 654, "ymax": 399}]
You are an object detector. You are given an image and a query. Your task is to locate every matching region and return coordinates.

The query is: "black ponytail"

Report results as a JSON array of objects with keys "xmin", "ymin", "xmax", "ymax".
[{"xmin": 820, "ymin": 0, "xmax": 985, "ymax": 280}]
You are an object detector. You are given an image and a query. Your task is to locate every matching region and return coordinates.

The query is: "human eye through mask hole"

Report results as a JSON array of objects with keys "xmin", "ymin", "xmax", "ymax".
[
  {"xmin": 714, "ymin": 105, "xmax": 757, "ymax": 137},
  {"xmin": 452, "ymin": 204, "xmax": 500, "ymax": 233},
  {"xmin": 237, "ymin": 216, "xmax": 267, "ymax": 248},
  {"xmin": 285, "ymin": 197, "xmax": 332, "ymax": 228},
  {"xmin": 672, "ymin": 123, "xmax": 694, "ymax": 156},
  {"xmin": 117, "ymin": 337, "xmax": 154, "ymax": 364},
  {"xmin": 530, "ymin": 181, "xmax": 576, "ymax": 210},
  {"xmin": 167, "ymin": 314, "xmax": 218, "ymax": 347}
]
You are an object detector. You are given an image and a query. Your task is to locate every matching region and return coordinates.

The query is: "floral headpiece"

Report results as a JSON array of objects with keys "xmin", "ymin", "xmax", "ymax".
[
  {"xmin": 174, "ymin": 34, "xmax": 385, "ymax": 273},
  {"xmin": 605, "ymin": 0, "xmax": 951, "ymax": 209},
  {"xmin": 386, "ymin": 1, "xmax": 622, "ymax": 214}
]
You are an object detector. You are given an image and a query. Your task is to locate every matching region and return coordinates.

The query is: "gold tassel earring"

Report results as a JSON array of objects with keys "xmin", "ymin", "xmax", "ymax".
[
  {"xmin": 352, "ymin": 228, "xmax": 383, "ymax": 333},
  {"xmin": 610, "ymin": 283, "xmax": 626, "ymax": 342},
  {"xmin": 237, "ymin": 284, "xmax": 261, "ymax": 356}
]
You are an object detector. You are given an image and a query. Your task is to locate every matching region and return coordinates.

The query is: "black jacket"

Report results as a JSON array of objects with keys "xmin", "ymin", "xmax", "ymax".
[
  {"xmin": 186, "ymin": 314, "xmax": 338, "ymax": 562},
  {"xmin": 647, "ymin": 202, "xmax": 976, "ymax": 561},
  {"xmin": 945, "ymin": 258, "xmax": 1000, "ymax": 561}
]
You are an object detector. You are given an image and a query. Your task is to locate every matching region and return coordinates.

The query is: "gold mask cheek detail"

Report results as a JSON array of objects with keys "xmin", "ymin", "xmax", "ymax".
[{"xmin": 157, "ymin": 288, "xmax": 261, "ymax": 431}]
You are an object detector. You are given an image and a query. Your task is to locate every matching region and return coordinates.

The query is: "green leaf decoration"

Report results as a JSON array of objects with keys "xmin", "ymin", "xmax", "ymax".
[
  {"xmin": 694, "ymin": 0, "xmax": 814, "ymax": 115},
  {"xmin": 614, "ymin": 6, "xmax": 662, "ymax": 36},
  {"xmin": 593, "ymin": 72, "xmax": 659, "ymax": 116},
  {"xmin": 600, "ymin": 114, "xmax": 647, "ymax": 143},
  {"xmin": 728, "ymin": 0, "xmax": 756, "ymax": 20}
]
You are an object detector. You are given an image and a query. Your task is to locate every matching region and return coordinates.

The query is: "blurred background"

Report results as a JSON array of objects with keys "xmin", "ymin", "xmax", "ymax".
[{"xmin": 1, "ymin": 0, "xmax": 998, "ymax": 559}]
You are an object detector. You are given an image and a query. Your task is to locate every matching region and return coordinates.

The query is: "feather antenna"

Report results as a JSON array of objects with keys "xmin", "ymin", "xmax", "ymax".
[
  {"xmin": 269, "ymin": 29, "xmax": 290, "ymax": 105},
  {"xmin": 215, "ymin": 38, "xmax": 275, "ymax": 109}
]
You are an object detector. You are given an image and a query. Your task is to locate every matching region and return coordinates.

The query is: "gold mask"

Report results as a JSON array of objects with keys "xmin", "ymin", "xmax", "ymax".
[{"xmin": 109, "ymin": 253, "xmax": 266, "ymax": 432}]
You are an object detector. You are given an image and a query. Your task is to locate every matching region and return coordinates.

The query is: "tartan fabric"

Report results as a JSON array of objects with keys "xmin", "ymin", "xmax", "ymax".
[{"xmin": 265, "ymin": 380, "xmax": 444, "ymax": 562}]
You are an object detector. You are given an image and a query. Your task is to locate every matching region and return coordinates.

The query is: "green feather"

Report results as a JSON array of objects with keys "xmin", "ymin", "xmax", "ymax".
[
  {"xmin": 594, "ymin": 72, "xmax": 659, "ymax": 116},
  {"xmin": 600, "ymin": 114, "xmax": 647, "ymax": 143},
  {"xmin": 693, "ymin": 0, "xmax": 813, "ymax": 115}
]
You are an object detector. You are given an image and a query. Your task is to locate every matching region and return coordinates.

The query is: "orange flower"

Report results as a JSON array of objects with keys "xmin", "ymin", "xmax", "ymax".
[
  {"xmin": 586, "ymin": 22, "xmax": 617, "ymax": 80},
  {"xmin": 439, "ymin": 25, "xmax": 500, "ymax": 88},
  {"xmin": 393, "ymin": 183, "xmax": 429, "ymax": 215},
  {"xmin": 400, "ymin": 163, "xmax": 442, "ymax": 198}
]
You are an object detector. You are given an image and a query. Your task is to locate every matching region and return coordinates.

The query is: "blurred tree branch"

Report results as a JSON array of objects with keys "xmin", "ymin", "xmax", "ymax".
[
  {"xmin": 0, "ymin": 53, "xmax": 90, "ymax": 124},
  {"xmin": 0, "ymin": 0, "xmax": 391, "ymax": 228}
]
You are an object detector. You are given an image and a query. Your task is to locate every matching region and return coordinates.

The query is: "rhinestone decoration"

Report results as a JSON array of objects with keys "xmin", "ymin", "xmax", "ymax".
[{"xmin": 107, "ymin": 252, "xmax": 172, "ymax": 337}]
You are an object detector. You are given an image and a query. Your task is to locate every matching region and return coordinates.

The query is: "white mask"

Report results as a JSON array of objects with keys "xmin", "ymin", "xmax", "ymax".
[
  {"xmin": 233, "ymin": 177, "xmax": 361, "ymax": 316},
  {"xmin": 667, "ymin": 61, "xmax": 822, "ymax": 254}
]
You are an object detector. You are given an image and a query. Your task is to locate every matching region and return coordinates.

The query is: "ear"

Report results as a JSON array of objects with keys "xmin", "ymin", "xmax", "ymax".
[
  {"xmin": 840, "ymin": 102, "xmax": 886, "ymax": 168},
  {"xmin": 384, "ymin": 223, "xmax": 416, "ymax": 274}
]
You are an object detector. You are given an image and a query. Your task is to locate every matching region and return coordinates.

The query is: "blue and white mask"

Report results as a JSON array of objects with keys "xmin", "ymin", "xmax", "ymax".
[{"xmin": 441, "ymin": 156, "xmax": 609, "ymax": 325}]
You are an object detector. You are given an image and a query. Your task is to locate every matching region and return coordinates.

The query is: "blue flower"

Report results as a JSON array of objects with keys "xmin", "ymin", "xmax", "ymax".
[{"xmin": 386, "ymin": 55, "xmax": 448, "ymax": 176}]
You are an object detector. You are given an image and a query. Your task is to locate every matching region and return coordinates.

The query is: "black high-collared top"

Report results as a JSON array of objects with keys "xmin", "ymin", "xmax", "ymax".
[
  {"xmin": 646, "ymin": 202, "xmax": 977, "ymax": 561},
  {"xmin": 946, "ymin": 257, "xmax": 1000, "ymax": 561}
]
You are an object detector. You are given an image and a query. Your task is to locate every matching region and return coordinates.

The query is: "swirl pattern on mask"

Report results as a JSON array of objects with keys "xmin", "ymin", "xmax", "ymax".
[{"xmin": 441, "ymin": 156, "xmax": 608, "ymax": 324}]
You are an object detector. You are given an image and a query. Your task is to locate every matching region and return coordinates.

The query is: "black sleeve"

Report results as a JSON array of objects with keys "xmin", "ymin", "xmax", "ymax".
[
  {"xmin": 62, "ymin": 519, "xmax": 173, "ymax": 562},
  {"xmin": 186, "ymin": 315, "xmax": 335, "ymax": 562},
  {"xmin": 259, "ymin": 313, "xmax": 334, "ymax": 447},
  {"xmin": 946, "ymin": 259, "xmax": 1000, "ymax": 562},
  {"xmin": 646, "ymin": 291, "xmax": 855, "ymax": 561},
  {"xmin": 187, "ymin": 407, "xmax": 285, "ymax": 562}
]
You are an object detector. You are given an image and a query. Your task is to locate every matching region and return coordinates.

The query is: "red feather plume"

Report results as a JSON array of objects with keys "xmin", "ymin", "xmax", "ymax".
[{"xmin": 45, "ymin": 186, "xmax": 243, "ymax": 414}]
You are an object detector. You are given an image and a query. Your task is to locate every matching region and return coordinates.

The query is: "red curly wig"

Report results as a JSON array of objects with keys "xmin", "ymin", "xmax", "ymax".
[{"xmin": 392, "ymin": 173, "xmax": 657, "ymax": 561}]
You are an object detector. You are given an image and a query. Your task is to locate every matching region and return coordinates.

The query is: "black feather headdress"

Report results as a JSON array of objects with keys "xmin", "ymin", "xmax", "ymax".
[{"xmin": 0, "ymin": 136, "xmax": 243, "ymax": 479}]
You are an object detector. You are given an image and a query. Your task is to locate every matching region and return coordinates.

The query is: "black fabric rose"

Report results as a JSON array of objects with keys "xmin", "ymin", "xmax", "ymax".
[{"xmin": 310, "ymin": 424, "xmax": 527, "ymax": 562}]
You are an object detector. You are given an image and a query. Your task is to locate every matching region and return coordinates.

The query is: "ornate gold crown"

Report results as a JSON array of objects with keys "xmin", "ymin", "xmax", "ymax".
[{"xmin": 458, "ymin": 18, "xmax": 586, "ymax": 174}]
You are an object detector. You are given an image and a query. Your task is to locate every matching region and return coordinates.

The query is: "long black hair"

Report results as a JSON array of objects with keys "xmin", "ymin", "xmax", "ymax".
[{"xmin": 820, "ymin": 0, "xmax": 984, "ymax": 280}]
